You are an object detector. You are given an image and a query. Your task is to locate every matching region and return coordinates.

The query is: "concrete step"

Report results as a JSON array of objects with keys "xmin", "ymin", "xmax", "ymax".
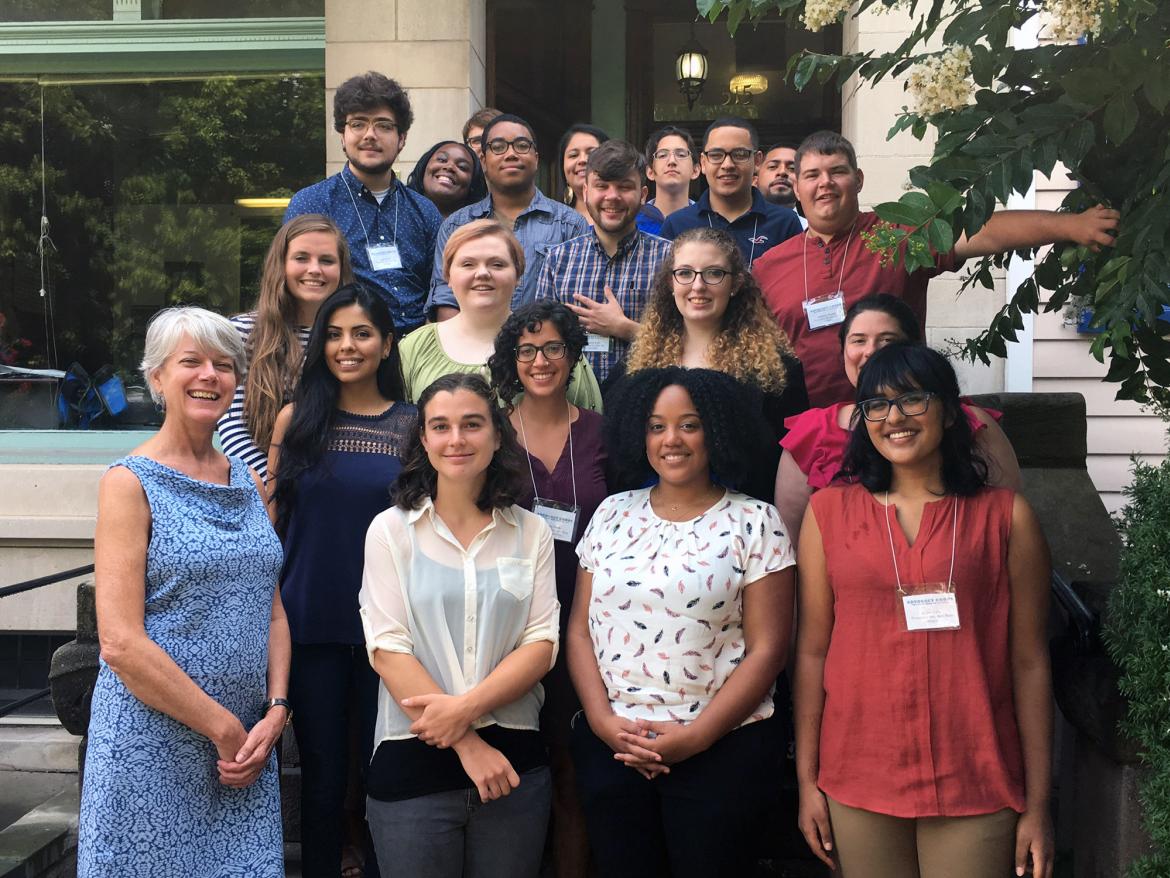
[{"xmin": 0, "ymin": 725, "xmax": 80, "ymax": 774}]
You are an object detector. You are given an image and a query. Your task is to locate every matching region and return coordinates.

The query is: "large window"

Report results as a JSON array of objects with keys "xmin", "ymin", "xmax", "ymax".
[{"xmin": 0, "ymin": 73, "xmax": 324, "ymax": 428}]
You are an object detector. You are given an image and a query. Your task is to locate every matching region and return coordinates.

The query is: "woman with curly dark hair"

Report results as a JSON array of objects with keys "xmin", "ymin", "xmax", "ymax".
[
  {"xmin": 795, "ymin": 343, "xmax": 1053, "ymax": 878},
  {"xmin": 266, "ymin": 283, "xmax": 415, "ymax": 878},
  {"xmin": 615, "ymin": 227, "xmax": 808, "ymax": 502},
  {"xmin": 405, "ymin": 140, "xmax": 488, "ymax": 218},
  {"xmin": 567, "ymin": 367, "xmax": 796, "ymax": 878},
  {"xmin": 488, "ymin": 301, "xmax": 608, "ymax": 878},
  {"xmin": 359, "ymin": 372, "xmax": 560, "ymax": 878}
]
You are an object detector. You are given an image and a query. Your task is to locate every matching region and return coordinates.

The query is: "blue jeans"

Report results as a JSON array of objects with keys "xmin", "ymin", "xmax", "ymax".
[{"xmin": 366, "ymin": 767, "xmax": 552, "ymax": 878}]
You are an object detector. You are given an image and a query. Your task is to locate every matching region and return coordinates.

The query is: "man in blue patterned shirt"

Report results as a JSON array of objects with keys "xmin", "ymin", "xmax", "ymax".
[
  {"xmin": 425, "ymin": 113, "xmax": 588, "ymax": 320},
  {"xmin": 285, "ymin": 71, "xmax": 441, "ymax": 334},
  {"xmin": 535, "ymin": 140, "xmax": 670, "ymax": 382}
]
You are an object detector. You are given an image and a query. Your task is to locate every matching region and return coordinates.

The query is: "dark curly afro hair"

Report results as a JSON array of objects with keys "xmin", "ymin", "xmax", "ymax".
[{"xmin": 605, "ymin": 366, "xmax": 763, "ymax": 493}]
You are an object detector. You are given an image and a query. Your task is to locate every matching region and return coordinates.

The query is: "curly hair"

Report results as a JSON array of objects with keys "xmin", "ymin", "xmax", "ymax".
[
  {"xmin": 243, "ymin": 214, "xmax": 354, "ymax": 453},
  {"xmin": 625, "ymin": 227, "xmax": 793, "ymax": 393},
  {"xmin": 333, "ymin": 71, "xmax": 413, "ymax": 135},
  {"xmin": 392, "ymin": 373, "xmax": 527, "ymax": 512},
  {"xmin": 838, "ymin": 343, "xmax": 988, "ymax": 495},
  {"xmin": 488, "ymin": 301, "xmax": 586, "ymax": 406},
  {"xmin": 605, "ymin": 367, "xmax": 762, "ymax": 493}
]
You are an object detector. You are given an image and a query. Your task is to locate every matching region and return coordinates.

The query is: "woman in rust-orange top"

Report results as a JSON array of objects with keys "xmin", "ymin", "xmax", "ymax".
[{"xmin": 794, "ymin": 343, "xmax": 1054, "ymax": 878}]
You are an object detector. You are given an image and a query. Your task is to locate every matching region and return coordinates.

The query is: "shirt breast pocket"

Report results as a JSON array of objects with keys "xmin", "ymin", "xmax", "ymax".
[{"xmin": 496, "ymin": 557, "xmax": 534, "ymax": 601}]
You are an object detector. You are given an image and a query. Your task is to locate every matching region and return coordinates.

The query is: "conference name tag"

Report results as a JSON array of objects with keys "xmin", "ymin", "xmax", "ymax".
[
  {"xmin": 367, "ymin": 243, "xmax": 403, "ymax": 271},
  {"xmin": 583, "ymin": 332, "xmax": 611, "ymax": 353},
  {"xmin": 802, "ymin": 291, "xmax": 846, "ymax": 330},
  {"xmin": 900, "ymin": 587, "xmax": 961, "ymax": 632},
  {"xmin": 533, "ymin": 498, "xmax": 580, "ymax": 543}
]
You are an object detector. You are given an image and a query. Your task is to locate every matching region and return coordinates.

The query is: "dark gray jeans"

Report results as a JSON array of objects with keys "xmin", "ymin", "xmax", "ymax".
[{"xmin": 366, "ymin": 766, "xmax": 551, "ymax": 878}]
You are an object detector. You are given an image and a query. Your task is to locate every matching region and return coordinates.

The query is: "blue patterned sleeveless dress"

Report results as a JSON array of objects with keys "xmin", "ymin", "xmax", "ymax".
[{"xmin": 78, "ymin": 456, "xmax": 284, "ymax": 877}]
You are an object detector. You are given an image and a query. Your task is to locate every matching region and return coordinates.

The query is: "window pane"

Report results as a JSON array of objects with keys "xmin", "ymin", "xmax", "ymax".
[
  {"xmin": 0, "ymin": 75, "xmax": 325, "ymax": 429},
  {"xmin": 0, "ymin": 0, "xmax": 323, "ymax": 22}
]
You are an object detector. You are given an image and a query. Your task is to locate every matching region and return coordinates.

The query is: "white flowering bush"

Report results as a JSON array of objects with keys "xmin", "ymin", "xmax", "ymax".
[
  {"xmin": 801, "ymin": 0, "xmax": 851, "ymax": 31},
  {"xmin": 1045, "ymin": 0, "xmax": 1118, "ymax": 41},
  {"xmin": 696, "ymin": 0, "xmax": 1170, "ymax": 408},
  {"xmin": 905, "ymin": 45, "xmax": 974, "ymax": 116}
]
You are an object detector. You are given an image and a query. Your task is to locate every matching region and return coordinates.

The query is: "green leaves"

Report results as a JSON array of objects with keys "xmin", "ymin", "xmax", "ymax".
[{"xmin": 1104, "ymin": 91, "xmax": 1139, "ymax": 144}]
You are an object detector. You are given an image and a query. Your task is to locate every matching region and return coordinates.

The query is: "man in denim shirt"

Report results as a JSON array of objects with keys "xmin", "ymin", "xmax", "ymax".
[
  {"xmin": 426, "ymin": 113, "xmax": 588, "ymax": 320},
  {"xmin": 285, "ymin": 72, "xmax": 441, "ymax": 334}
]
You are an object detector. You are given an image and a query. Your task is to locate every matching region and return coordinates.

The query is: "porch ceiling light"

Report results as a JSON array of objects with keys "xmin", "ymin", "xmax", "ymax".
[{"xmin": 675, "ymin": 35, "xmax": 709, "ymax": 111}]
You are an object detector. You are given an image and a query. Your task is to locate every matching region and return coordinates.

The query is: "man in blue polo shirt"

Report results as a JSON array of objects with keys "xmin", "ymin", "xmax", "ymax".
[
  {"xmin": 285, "ymin": 71, "xmax": 441, "ymax": 334},
  {"xmin": 660, "ymin": 117, "xmax": 802, "ymax": 268}
]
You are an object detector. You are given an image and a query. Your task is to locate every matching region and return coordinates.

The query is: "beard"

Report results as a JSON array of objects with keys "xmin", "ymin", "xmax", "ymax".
[{"xmin": 764, "ymin": 184, "xmax": 796, "ymax": 207}]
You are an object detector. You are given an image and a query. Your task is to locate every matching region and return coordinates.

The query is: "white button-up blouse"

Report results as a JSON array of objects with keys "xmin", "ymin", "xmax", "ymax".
[{"xmin": 360, "ymin": 499, "xmax": 560, "ymax": 746}]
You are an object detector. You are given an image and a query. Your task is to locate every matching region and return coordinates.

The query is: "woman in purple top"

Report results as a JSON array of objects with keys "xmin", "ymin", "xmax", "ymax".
[
  {"xmin": 269, "ymin": 284, "xmax": 417, "ymax": 878},
  {"xmin": 489, "ymin": 300, "xmax": 608, "ymax": 878}
]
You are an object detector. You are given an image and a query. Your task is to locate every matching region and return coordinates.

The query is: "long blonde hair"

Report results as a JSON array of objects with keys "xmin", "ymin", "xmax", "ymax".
[
  {"xmin": 243, "ymin": 214, "xmax": 354, "ymax": 451},
  {"xmin": 626, "ymin": 227, "xmax": 793, "ymax": 392}
]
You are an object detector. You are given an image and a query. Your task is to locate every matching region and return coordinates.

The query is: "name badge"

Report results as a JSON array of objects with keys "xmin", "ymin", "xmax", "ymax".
[
  {"xmin": 802, "ymin": 291, "xmax": 846, "ymax": 331},
  {"xmin": 900, "ymin": 586, "xmax": 961, "ymax": 632},
  {"xmin": 533, "ymin": 498, "xmax": 580, "ymax": 543},
  {"xmin": 583, "ymin": 332, "xmax": 611, "ymax": 354},
  {"xmin": 367, "ymin": 243, "xmax": 402, "ymax": 271}
]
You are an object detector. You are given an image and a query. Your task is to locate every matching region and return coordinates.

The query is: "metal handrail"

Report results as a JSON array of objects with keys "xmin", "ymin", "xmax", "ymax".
[
  {"xmin": 0, "ymin": 564, "xmax": 94, "ymax": 599},
  {"xmin": 1051, "ymin": 569, "xmax": 1099, "ymax": 654},
  {"xmin": 0, "ymin": 687, "xmax": 51, "ymax": 720}
]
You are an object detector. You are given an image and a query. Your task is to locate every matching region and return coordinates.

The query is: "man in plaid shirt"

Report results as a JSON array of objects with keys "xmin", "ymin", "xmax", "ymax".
[{"xmin": 535, "ymin": 140, "xmax": 670, "ymax": 382}]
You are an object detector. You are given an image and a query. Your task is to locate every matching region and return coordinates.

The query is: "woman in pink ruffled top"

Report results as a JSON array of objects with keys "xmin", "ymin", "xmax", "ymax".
[{"xmin": 774, "ymin": 294, "xmax": 1020, "ymax": 541}]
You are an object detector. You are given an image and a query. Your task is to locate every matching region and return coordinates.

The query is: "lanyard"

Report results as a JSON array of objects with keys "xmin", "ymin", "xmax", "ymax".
[
  {"xmin": 882, "ymin": 492, "xmax": 959, "ymax": 594},
  {"xmin": 516, "ymin": 402, "xmax": 578, "ymax": 510},
  {"xmin": 344, "ymin": 173, "xmax": 399, "ymax": 250},
  {"xmin": 708, "ymin": 212, "xmax": 760, "ymax": 268},
  {"xmin": 802, "ymin": 218, "xmax": 857, "ymax": 303}
]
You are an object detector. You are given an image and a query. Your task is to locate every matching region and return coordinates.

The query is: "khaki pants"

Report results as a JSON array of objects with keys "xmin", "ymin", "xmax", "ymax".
[{"xmin": 826, "ymin": 796, "xmax": 1018, "ymax": 878}]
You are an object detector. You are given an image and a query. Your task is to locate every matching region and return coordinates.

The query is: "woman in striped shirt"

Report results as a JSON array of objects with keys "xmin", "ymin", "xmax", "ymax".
[{"xmin": 217, "ymin": 214, "xmax": 353, "ymax": 481}]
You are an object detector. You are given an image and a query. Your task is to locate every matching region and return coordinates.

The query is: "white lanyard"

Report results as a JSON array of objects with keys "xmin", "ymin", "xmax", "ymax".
[
  {"xmin": 802, "ymin": 218, "xmax": 857, "ymax": 304},
  {"xmin": 343, "ymin": 173, "xmax": 399, "ymax": 250},
  {"xmin": 882, "ymin": 492, "xmax": 959, "ymax": 594},
  {"xmin": 517, "ymin": 403, "xmax": 578, "ymax": 509},
  {"xmin": 709, "ymin": 213, "xmax": 759, "ymax": 267}
]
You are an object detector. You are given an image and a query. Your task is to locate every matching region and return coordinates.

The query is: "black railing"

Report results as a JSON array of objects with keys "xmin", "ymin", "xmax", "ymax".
[
  {"xmin": 0, "ymin": 563, "xmax": 92, "ymax": 719},
  {"xmin": 1051, "ymin": 569, "xmax": 1099, "ymax": 654}
]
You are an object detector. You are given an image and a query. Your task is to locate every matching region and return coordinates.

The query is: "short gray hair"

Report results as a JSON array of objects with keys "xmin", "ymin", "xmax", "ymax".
[{"xmin": 140, "ymin": 307, "xmax": 246, "ymax": 404}]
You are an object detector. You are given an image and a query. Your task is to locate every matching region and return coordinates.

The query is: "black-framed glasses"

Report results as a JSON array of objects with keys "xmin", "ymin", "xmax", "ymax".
[
  {"xmin": 486, "ymin": 137, "xmax": 535, "ymax": 155},
  {"xmin": 702, "ymin": 147, "xmax": 756, "ymax": 165},
  {"xmin": 858, "ymin": 391, "xmax": 935, "ymax": 422},
  {"xmin": 653, "ymin": 148, "xmax": 693, "ymax": 162},
  {"xmin": 515, "ymin": 341, "xmax": 568, "ymax": 362},
  {"xmin": 345, "ymin": 118, "xmax": 398, "ymax": 135},
  {"xmin": 671, "ymin": 267, "xmax": 730, "ymax": 285}
]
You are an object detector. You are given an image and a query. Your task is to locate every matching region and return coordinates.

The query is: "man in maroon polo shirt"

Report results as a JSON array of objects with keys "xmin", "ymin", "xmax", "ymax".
[{"xmin": 753, "ymin": 131, "xmax": 1121, "ymax": 406}]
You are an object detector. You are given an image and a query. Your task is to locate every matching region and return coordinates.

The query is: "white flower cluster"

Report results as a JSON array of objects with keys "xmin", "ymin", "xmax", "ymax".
[
  {"xmin": 803, "ymin": 0, "xmax": 852, "ymax": 32},
  {"xmin": 872, "ymin": 0, "xmax": 913, "ymax": 14},
  {"xmin": 1043, "ymin": 0, "xmax": 1116, "ymax": 41},
  {"xmin": 905, "ymin": 45, "xmax": 974, "ymax": 117}
]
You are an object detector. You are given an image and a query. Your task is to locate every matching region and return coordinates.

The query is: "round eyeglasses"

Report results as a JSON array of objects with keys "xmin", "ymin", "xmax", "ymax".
[{"xmin": 486, "ymin": 137, "xmax": 535, "ymax": 156}]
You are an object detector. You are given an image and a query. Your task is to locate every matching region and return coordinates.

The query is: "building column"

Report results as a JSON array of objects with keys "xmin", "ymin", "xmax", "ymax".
[
  {"xmin": 841, "ymin": 6, "xmax": 1005, "ymax": 393},
  {"xmin": 324, "ymin": 0, "xmax": 487, "ymax": 177}
]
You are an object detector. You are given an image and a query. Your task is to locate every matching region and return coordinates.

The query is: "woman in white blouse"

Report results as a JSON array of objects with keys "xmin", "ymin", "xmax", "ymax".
[
  {"xmin": 359, "ymin": 372, "xmax": 559, "ymax": 878},
  {"xmin": 566, "ymin": 367, "xmax": 797, "ymax": 878}
]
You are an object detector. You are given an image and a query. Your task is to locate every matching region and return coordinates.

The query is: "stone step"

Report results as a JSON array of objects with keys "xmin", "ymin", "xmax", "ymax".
[{"xmin": 0, "ymin": 725, "xmax": 80, "ymax": 774}]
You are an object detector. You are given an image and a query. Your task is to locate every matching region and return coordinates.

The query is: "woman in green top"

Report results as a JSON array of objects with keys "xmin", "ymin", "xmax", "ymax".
[{"xmin": 400, "ymin": 220, "xmax": 603, "ymax": 411}]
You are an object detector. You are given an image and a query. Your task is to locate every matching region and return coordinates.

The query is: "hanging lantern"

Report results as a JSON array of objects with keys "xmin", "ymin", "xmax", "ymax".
[{"xmin": 675, "ymin": 36, "xmax": 709, "ymax": 111}]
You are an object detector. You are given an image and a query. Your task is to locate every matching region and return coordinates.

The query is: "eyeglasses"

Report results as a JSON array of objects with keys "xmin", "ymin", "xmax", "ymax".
[
  {"xmin": 486, "ymin": 137, "xmax": 535, "ymax": 156},
  {"xmin": 671, "ymin": 267, "xmax": 730, "ymax": 285},
  {"xmin": 858, "ymin": 390, "xmax": 935, "ymax": 422},
  {"xmin": 653, "ymin": 148, "xmax": 693, "ymax": 162},
  {"xmin": 465, "ymin": 135, "xmax": 482, "ymax": 150},
  {"xmin": 702, "ymin": 147, "xmax": 756, "ymax": 165},
  {"xmin": 345, "ymin": 118, "xmax": 398, "ymax": 136},
  {"xmin": 515, "ymin": 341, "xmax": 568, "ymax": 362}
]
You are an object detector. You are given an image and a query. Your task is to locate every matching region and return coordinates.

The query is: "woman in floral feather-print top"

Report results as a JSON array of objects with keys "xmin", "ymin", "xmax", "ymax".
[{"xmin": 565, "ymin": 366, "xmax": 796, "ymax": 878}]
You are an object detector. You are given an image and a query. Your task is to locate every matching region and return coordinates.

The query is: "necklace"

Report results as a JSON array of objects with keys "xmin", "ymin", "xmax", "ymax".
[{"xmin": 651, "ymin": 483, "xmax": 722, "ymax": 517}]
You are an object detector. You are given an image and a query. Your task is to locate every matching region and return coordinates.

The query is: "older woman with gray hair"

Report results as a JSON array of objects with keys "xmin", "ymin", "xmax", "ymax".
[{"xmin": 78, "ymin": 307, "xmax": 288, "ymax": 877}]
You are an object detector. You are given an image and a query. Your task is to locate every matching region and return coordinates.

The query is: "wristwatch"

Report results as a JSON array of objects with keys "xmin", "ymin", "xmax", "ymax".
[{"xmin": 263, "ymin": 697, "xmax": 294, "ymax": 728}]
